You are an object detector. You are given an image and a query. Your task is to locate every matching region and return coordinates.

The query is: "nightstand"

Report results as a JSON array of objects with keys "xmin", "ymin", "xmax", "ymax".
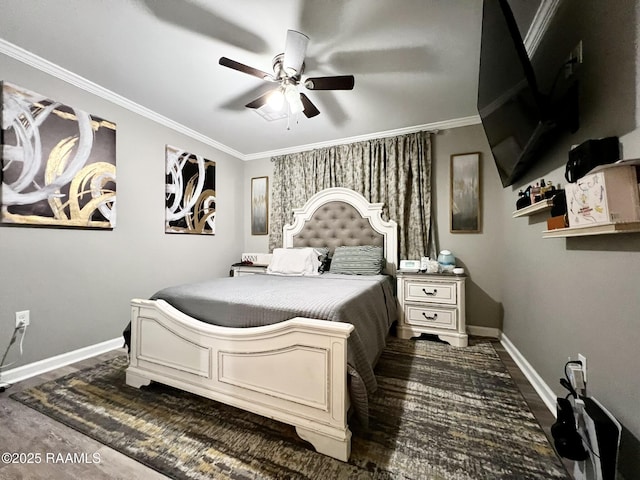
[
  {"xmin": 231, "ymin": 265, "xmax": 268, "ymax": 277},
  {"xmin": 396, "ymin": 272, "xmax": 468, "ymax": 347}
]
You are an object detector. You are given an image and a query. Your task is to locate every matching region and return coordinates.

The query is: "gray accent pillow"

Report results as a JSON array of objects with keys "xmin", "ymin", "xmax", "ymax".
[{"xmin": 329, "ymin": 245, "xmax": 385, "ymax": 275}]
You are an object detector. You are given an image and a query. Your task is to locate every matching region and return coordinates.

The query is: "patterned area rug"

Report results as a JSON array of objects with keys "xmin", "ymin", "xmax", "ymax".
[{"xmin": 12, "ymin": 338, "xmax": 568, "ymax": 479}]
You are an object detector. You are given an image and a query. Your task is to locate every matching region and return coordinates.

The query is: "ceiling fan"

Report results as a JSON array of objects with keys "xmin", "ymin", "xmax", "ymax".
[{"xmin": 219, "ymin": 29, "xmax": 355, "ymax": 119}]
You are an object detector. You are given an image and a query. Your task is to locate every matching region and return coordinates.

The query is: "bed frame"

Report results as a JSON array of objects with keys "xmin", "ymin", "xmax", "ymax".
[{"xmin": 126, "ymin": 187, "xmax": 398, "ymax": 461}]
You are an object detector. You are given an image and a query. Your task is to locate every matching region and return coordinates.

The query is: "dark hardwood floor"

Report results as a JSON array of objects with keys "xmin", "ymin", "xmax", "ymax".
[
  {"xmin": 0, "ymin": 337, "xmax": 572, "ymax": 479},
  {"xmin": 490, "ymin": 339, "xmax": 574, "ymax": 477}
]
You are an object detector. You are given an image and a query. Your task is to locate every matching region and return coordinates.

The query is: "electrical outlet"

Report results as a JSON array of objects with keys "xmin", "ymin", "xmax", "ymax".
[
  {"xmin": 567, "ymin": 363, "xmax": 585, "ymax": 392},
  {"xmin": 15, "ymin": 310, "xmax": 30, "ymax": 328},
  {"xmin": 578, "ymin": 353, "xmax": 587, "ymax": 383}
]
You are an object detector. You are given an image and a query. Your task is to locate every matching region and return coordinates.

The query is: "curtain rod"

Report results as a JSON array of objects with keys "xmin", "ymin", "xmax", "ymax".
[{"xmin": 270, "ymin": 130, "xmax": 437, "ymax": 160}]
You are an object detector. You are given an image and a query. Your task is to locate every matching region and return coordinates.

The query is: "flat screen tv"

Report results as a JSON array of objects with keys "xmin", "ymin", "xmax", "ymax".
[{"xmin": 478, "ymin": 0, "xmax": 579, "ymax": 187}]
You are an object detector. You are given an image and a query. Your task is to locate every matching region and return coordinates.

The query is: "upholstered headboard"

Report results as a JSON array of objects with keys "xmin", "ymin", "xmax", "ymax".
[{"xmin": 282, "ymin": 188, "xmax": 398, "ymax": 275}]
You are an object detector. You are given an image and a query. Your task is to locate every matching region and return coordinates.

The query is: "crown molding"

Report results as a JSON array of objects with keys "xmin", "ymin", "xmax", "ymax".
[
  {"xmin": 242, "ymin": 115, "xmax": 482, "ymax": 161},
  {"xmin": 524, "ymin": 0, "xmax": 562, "ymax": 57},
  {"xmin": 0, "ymin": 38, "xmax": 244, "ymax": 159},
  {"xmin": 0, "ymin": 38, "xmax": 480, "ymax": 162}
]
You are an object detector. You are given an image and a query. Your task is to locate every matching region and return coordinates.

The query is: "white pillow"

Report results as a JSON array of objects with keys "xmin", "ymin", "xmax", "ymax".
[{"xmin": 267, "ymin": 248, "xmax": 321, "ymax": 276}]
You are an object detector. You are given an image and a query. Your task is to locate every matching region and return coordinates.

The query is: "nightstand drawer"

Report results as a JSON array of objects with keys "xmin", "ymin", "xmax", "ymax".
[
  {"xmin": 405, "ymin": 281, "xmax": 456, "ymax": 305},
  {"xmin": 405, "ymin": 305, "xmax": 457, "ymax": 330}
]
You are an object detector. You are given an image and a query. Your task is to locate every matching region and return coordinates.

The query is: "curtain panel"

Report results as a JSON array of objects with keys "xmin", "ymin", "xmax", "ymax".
[{"xmin": 269, "ymin": 131, "xmax": 436, "ymax": 260}]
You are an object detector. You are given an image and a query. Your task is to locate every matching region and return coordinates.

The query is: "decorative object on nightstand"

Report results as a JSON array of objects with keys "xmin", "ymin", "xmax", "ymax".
[
  {"xmin": 396, "ymin": 271, "xmax": 467, "ymax": 347},
  {"xmin": 437, "ymin": 250, "xmax": 456, "ymax": 273},
  {"xmin": 231, "ymin": 253, "xmax": 273, "ymax": 276},
  {"xmin": 399, "ymin": 259, "xmax": 421, "ymax": 273},
  {"xmin": 231, "ymin": 263, "xmax": 268, "ymax": 276},
  {"xmin": 425, "ymin": 259, "xmax": 439, "ymax": 273}
]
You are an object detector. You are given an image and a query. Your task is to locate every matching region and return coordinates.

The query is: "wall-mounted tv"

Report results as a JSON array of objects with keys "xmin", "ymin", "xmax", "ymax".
[{"xmin": 478, "ymin": 0, "xmax": 579, "ymax": 187}]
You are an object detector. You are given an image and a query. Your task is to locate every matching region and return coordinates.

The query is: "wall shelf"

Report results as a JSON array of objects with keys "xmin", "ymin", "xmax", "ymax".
[
  {"xmin": 512, "ymin": 198, "xmax": 554, "ymax": 218},
  {"xmin": 542, "ymin": 222, "xmax": 640, "ymax": 238}
]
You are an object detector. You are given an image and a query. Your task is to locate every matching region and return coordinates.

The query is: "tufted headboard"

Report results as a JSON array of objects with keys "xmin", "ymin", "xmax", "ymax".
[{"xmin": 282, "ymin": 188, "xmax": 398, "ymax": 275}]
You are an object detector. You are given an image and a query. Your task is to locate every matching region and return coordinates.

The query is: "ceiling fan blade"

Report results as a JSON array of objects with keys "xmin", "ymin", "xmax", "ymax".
[
  {"xmin": 283, "ymin": 30, "xmax": 309, "ymax": 76},
  {"xmin": 245, "ymin": 90, "xmax": 275, "ymax": 109},
  {"xmin": 300, "ymin": 93, "xmax": 320, "ymax": 118},
  {"xmin": 304, "ymin": 75, "xmax": 355, "ymax": 90},
  {"xmin": 219, "ymin": 57, "xmax": 274, "ymax": 81}
]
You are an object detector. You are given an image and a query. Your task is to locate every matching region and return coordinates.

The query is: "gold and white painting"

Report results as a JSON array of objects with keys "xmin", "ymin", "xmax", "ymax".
[
  {"xmin": 1, "ymin": 82, "xmax": 116, "ymax": 228},
  {"xmin": 165, "ymin": 145, "xmax": 216, "ymax": 234}
]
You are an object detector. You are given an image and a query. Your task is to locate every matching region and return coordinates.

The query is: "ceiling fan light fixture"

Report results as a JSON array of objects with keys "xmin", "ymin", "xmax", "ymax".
[
  {"xmin": 266, "ymin": 88, "xmax": 285, "ymax": 111},
  {"xmin": 284, "ymin": 84, "xmax": 304, "ymax": 114},
  {"xmin": 220, "ymin": 28, "xmax": 355, "ymax": 121},
  {"xmin": 283, "ymin": 30, "xmax": 309, "ymax": 77}
]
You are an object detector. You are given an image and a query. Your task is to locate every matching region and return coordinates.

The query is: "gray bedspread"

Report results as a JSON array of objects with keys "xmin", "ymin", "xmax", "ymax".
[{"xmin": 150, "ymin": 273, "xmax": 397, "ymax": 426}]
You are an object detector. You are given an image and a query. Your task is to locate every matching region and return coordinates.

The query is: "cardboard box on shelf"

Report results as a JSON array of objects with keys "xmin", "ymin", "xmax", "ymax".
[
  {"xmin": 547, "ymin": 215, "xmax": 568, "ymax": 230},
  {"xmin": 565, "ymin": 161, "xmax": 640, "ymax": 227}
]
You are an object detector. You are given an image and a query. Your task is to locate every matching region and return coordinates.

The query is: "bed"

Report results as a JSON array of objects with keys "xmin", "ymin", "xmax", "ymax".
[{"xmin": 125, "ymin": 187, "xmax": 398, "ymax": 461}]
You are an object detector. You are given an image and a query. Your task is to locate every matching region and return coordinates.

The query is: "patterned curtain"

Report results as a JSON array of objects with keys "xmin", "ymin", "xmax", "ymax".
[{"xmin": 269, "ymin": 131, "xmax": 436, "ymax": 260}]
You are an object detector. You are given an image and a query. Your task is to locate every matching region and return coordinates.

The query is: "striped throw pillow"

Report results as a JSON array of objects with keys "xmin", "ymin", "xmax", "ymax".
[{"xmin": 329, "ymin": 245, "xmax": 385, "ymax": 275}]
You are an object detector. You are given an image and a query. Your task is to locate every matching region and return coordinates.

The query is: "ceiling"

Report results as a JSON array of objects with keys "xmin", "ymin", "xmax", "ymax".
[{"xmin": 0, "ymin": 1, "xmax": 541, "ymax": 160}]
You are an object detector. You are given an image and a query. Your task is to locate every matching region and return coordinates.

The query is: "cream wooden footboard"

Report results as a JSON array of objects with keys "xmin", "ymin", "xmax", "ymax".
[
  {"xmin": 126, "ymin": 297, "xmax": 354, "ymax": 461},
  {"xmin": 127, "ymin": 187, "xmax": 399, "ymax": 462}
]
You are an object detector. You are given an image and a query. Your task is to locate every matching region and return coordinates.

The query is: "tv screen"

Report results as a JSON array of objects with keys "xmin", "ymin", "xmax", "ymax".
[{"xmin": 478, "ymin": 0, "xmax": 578, "ymax": 187}]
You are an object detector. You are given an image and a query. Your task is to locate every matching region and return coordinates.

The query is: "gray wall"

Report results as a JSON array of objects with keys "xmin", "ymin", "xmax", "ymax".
[
  {"xmin": 431, "ymin": 125, "xmax": 504, "ymax": 330},
  {"xmin": 4, "ymin": 0, "xmax": 638, "ymax": 474},
  {"xmin": 241, "ymin": 126, "xmax": 507, "ymax": 331},
  {"xmin": 0, "ymin": 53, "xmax": 245, "ymax": 367},
  {"xmin": 241, "ymin": 2, "xmax": 640, "ymax": 475},
  {"xmin": 500, "ymin": 0, "xmax": 640, "ymax": 476}
]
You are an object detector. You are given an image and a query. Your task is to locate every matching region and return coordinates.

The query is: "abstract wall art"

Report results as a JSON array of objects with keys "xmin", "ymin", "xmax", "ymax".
[
  {"xmin": 1, "ymin": 81, "xmax": 117, "ymax": 229},
  {"xmin": 165, "ymin": 145, "xmax": 216, "ymax": 234},
  {"xmin": 450, "ymin": 152, "xmax": 481, "ymax": 233},
  {"xmin": 251, "ymin": 176, "xmax": 268, "ymax": 235}
]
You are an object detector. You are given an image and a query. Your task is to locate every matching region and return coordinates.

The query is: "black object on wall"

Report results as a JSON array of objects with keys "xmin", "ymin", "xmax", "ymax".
[
  {"xmin": 564, "ymin": 136, "xmax": 620, "ymax": 183},
  {"xmin": 551, "ymin": 397, "xmax": 589, "ymax": 461},
  {"xmin": 550, "ymin": 189, "xmax": 567, "ymax": 217},
  {"xmin": 478, "ymin": 0, "xmax": 580, "ymax": 188},
  {"xmin": 582, "ymin": 397, "xmax": 622, "ymax": 480}
]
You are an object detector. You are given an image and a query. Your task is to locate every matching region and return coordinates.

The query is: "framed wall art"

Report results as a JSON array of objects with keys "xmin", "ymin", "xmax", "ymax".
[
  {"xmin": 1, "ymin": 81, "xmax": 117, "ymax": 229},
  {"xmin": 450, "ymin": 152, "xmax": 481, "ymax": 233},
  {"xmin": 165, "ymin": 145, "xmax": 216, "ymax": 234},
  {"xmin": 251, "ymin": 176, "xmax": 268, "ymax": 235}
]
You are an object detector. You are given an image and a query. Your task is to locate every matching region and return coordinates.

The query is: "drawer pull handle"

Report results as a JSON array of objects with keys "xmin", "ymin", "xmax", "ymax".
[
  {"xmin": 422, "ymin": 288, "xmax": 437, "ymax": 296},
  {"xmin": 422, "ymin": 312, "xmax": 438, "ymax": 320}
]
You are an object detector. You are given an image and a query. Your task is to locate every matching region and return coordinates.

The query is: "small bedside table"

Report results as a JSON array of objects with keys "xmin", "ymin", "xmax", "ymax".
[
  {"xmin": 396, "ymin": 271, "xmax": 468, "ymax": 347},
  {"xmin": 231, "ymin": 265, "xmax": 268, "ymax": 277}
]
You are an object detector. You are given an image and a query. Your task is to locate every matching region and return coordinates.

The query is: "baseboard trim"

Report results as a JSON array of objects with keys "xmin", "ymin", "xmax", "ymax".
[
  {"xmin": 467, "ymin": 325, "xmax": 501, "ymax": 339},
  {"xmin": 1, "ymin": 337, "xmax": 124, "ymax": 385},
  {"xmin": 500, "ymin": 333, "xmax": 557, "ymax": 416}
]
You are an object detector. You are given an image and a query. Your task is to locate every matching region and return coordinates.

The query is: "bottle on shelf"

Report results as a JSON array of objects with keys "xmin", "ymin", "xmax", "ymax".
[{"xmin": 532, "ymin": 182, "xmax": 542, "ymax": 203}]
